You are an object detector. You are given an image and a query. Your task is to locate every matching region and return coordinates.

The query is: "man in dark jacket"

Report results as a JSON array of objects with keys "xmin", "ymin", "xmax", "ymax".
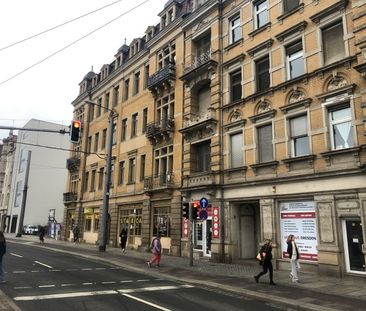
[{"xmin": 0, "ymin": 231, "xmax": 6, "ymax": 283}]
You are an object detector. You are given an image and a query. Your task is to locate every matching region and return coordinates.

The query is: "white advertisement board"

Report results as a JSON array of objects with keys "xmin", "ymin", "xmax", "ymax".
[{"xmin": 280, "ymin": 201, "xmax": 318, "ymax": 261}]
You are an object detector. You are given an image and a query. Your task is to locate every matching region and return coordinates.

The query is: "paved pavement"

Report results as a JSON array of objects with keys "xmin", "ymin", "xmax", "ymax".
[{"xmin": 1, "ymin": 234, "xmax": 365, "ymax": 311}]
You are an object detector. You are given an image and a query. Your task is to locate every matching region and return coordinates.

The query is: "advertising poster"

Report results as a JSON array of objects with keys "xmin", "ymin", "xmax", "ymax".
[{"xmin": 280, "ymin": 201, "xmax": 318, "ymax": 261}]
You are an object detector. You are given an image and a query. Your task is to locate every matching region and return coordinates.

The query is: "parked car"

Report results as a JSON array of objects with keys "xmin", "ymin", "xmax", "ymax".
[{"xmin": 23, "ymin": 225, "xmax": 39, "ymax": 235}]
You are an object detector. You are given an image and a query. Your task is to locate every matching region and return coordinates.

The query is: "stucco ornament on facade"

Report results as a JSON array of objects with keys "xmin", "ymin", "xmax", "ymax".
[
  {"xmin": 228, "ymin": 108, "xmax": 242, "ymax": 123},
  {"xmin": 256, "ymin": 100, "xmax": 272, "ymax": 114},
  {"xmin": 288, "ymin": 89, "xmax": 306, "ymax": 104},
  {"xmin": 327, "ymin": 74, "xmax": 348, "ymax": 91}
]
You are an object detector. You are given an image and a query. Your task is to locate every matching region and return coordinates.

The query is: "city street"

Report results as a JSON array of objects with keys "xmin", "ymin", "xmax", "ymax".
[{"xmin": 1, "ymin": 241, "xmax": 288, "ymax": 311}]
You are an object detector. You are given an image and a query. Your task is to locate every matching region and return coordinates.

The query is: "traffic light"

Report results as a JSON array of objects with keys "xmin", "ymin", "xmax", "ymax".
[
  {"xmin": 70, "ymin": 120, "xmax": 81, "ymax": 143},
  {"xmin": 182, "ymin": 202, "xmax": 189, "ymax": 219},
  {"xmin": 192, "ymin": 201, "xmax": 199, "ymax": 219}
]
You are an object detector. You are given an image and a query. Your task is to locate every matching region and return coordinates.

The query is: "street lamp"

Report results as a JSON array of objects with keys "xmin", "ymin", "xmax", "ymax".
[{"xmin": 85, "ymin": 100, "xmax": 118, "ymax": 252}]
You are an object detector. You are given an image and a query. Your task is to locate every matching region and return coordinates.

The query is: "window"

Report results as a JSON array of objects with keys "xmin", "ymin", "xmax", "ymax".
[
  {"xmin": 89, "ymin": 104, "xmax": 94, "ymax": 121},
  {"xmin": 18, "ymin": 149, "xmax": 27, "ymax": 173},
  {"xmin": 157, "ymin": 93, "xmax": 174, "ymax": 125},
  {"xmin": 153, "ymin": 207, "xmax": 171, "ymax": 237},
  {"xmin": 196, "ymin": 34, "xmax": 210, "ymax": 59},
  {"xmin": 192, "ymin": 141, "xmax": 210, "ymax": 172},
  {"xmin": 94, "ymin": 214, "xmax": 100, "ymax": 232},
  {"xmin": 110, "ymin": 163, "xmax": 114, "ymax": 188},
  {"xmin": 113, "ymin": 86, "xmax": 119, "ymax": 107},
  {"xmin": 98, "ymin": 167, "xmax": 104, "ymax": 190},
  {"xmin": 124, "ymin": 79, "xmax": 129, "ymax": 101},
  {"xmin": 71, "ymin": 174, "xmax": 78, "ymax": 194},
  {"xmin": 230, "ymin": 132, "xmax": 243, "ymax": 168},
  {"xmin": 329, "ymin": 105, "xmax": 354, "ymax": 150},
  {"xmin": 120, "ymin": 209, "xmax": 142, "ymax": 238},
  {"xmin": 158, "ymin": 43, "xmax": 175, "ymax": 69},
  {"xmin": 128, "ymin": 158, "xmax": 136, "ymax": 183},
  {"xmin": 96, "ymin": 98, "xmax": 102, "ymax": 117},
  {"xmin": 14, "ymin": 181, "xmax": 22, "ymax": 207},
  {"xmin": 112, "ymin": 123, "xmax": 116, "ymax": 145},
  {"xmin": 286, "ymin": 41, "xmax": 304, "ymax": 80},
  {"xmin": 84, "ymin": 215, "xmax": 92, "ymax": 232},
  {"xmin": 256, "ymin": 56, "xmax": 270, "ymax": 92},
  {"xmin": 87, "ymin": 136, "xmax": 92, "ymax": 154},
  {"xmin": 230, "ymin": 15, "xmax": 241, "ymax": 44},
  {"xmin": 118, "ymin": 161, "xmax": 125, "ymax": 185},
  {"xmin": 283, "ymin": 0, "xmax": 299, "ymax": 13},
  {"xmin": 230, "ymin": 69, "xmax": 242, "ymax": 102},
  {"xmin": 84, "ymin": 172, "xmax": 89, "ymax": 192},
  {"xmin": 131, "ymin": 113, "xmax": 138, "ymax": 137},
  {"xmin": 142, "ymin": 108, "xmax": 148, "ymax": 133},
  {"xmin": 254, "ymin": 0, "xmax": 268, "ymax": 29},
  {"xmin": 154, "ymin": 145, "xmax": 173, "ymax": 183},
  {"xmin": 91, "ymin": 170, "xmax": 96, "ymax": 191},
  {"xmin": 322, "ymin": 21, "xmax": 345, "ymax": 65},
  {"xmin": 290, "ymin": 115, "xmax": 309, "ymax": 157},
  {"xmin": 144, "ymin": 65, "xmax": 149, "ymax": 89},
  {"xmin": 102, "ymin": 129, "xmax": 107, "ymax": 149},
  {"xmin": 134, "ymin": 72, "xmax": 140, "ymax": 95},
  {"xmin": 197, "ymin": 84, "xmax": 211, "ymax": 114},
  {"xmin": 121, "ymin": 119, "xmax": 127, "ymax": 141},
  {"xmin": 94, "ymin": 133, "xmax": 99, "ymax": 152},
  {"xmin": 140, "ymin": 155, "xmax": 146, "ymax": 181},
  {"xmin": 105, "ymin": 93, "xmax": 110, "ymax": 112},
  {"xmin": 257, "ymin": 124, "xmax": 273, "ymax": 162}
]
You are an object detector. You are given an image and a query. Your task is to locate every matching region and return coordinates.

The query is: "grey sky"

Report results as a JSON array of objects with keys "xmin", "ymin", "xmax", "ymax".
[{"xmin": 0, "ymin": 0, "xmax": 166, "ymax": 141}]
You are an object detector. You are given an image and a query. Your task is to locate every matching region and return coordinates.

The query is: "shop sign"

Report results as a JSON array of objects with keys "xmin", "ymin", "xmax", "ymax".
[
  {"xmin": 182, "ymin": 218, "xmax": 189, "ymax": 238},
  {"xmin": 280, "ymin": 201, "xmax": 318, "ymax": 261},
  {"xmin": 213, "ymin": 207, "xmax": 219, "ymax": 239}
]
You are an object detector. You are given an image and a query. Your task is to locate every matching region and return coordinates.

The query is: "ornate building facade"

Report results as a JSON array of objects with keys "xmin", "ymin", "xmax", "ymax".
[{"xmin": 64, "ymin": 0, "xmax": 366, "ymax": 277}]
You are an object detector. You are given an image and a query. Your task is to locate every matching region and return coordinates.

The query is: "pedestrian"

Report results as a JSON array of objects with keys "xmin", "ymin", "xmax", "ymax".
[
  {"xmin": 39, "ymin": 226, "xmax": 46, "ymax": 245},
  {"xmin": 287, "ymin": 234, "xmax": 300, "ymax": 282},
  {"xmin": 73, "ymin": 225, "xmax": 80, "ymax": 243},
  {"xmin": 147, "ymin": 234, "xmax": 161, "ymax": 268},
  {"xmin": 254, "ymin": 239, "xmax": 276, "ymax": 285},
  {"xmin": 0, "ymin": 231, "xmax": 6, "ymax": 283},
  {"xmin": 119, "ymin": 227, "xmax": 128, "ymax": 253}
]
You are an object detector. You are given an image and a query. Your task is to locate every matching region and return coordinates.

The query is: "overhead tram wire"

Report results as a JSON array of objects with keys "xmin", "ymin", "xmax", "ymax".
[
  {"xmin": 0, "ymin": 0, "xmax": 152, "ymax": 87},
  {"xmin": 0, "ymin": 0, "xmax": 124, "ymax": 52}
]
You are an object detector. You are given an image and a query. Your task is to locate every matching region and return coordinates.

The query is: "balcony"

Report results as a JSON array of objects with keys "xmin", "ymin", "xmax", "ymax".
[
  {"xmin": 66, "ymin": 156, "xmax": 80, "ymax": 172},
  {"xmin": 179, "ymin": 110, "xmax": 217, "ymax": 143},
  {"xmin": 143, "ymin": 173, "xmax": 174, "ymax": 192},
  {"xmin": 180, "ymin": 50, "xmax": 218, "ymax": 82},
  {"xmin": 146, "ymin": 118, "xmax": 174, "ymax": 145},
  {"xmin": 147, "ymin": 63, "xmax": 176, "ymax": 94},
  {"xmin": 63, "ymin": 192, "xmax": 77, "ymax": 204}
]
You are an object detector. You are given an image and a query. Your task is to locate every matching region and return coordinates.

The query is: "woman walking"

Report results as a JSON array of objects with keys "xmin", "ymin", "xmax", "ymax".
[
  {"xmin": 287, "ymin": 234, "xmax": 300, "ymax": 282},
  {"xmin": 254, "ymin": 240, "xmax": 276, "ymax": 285},
  {"xmin": 0, "ymin": 231, "xmax": 6, "ymax": 283},
  {"xmin": 119, "ymin": 227, "xmax": 128, "ymax": 253}
]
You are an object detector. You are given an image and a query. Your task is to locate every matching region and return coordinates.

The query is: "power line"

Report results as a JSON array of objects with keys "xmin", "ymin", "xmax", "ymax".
[
  {"xmin": 0, "ymin": 0, "xmax": 124, "ymax": 52},
  {"xmin": 0, "ymin": 0, "xmax": 152, "ymax": 87}
]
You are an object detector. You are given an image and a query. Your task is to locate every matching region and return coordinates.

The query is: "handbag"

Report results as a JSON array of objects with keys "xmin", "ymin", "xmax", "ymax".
[{"xmin": 256, "ymin": 252, "xmax": 262, "ymax": 261}]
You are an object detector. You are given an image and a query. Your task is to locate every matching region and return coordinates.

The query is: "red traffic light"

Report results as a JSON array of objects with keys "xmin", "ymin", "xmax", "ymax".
[
  {"xmin": 70, "ymin": 120, "xmax": 81, "ymax": 143},
  {"xmin": 192, "ymin": 201, "xmax": 199, "ymax": 209}
]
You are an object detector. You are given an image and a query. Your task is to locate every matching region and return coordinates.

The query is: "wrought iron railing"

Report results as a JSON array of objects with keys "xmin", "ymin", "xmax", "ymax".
[
  {"xmin": 66, "ymin": 156, "xmax": 80, "ymax": 172},
  {"xmin": 147, "ymin": 63, "xmax": 176, "ymax": 89},
  {"xmin": 183, "ymin": 49, "xmax": 212, "ymax": 75},
  {"xmin": 63, "ymin": 192, "xmax": 77, "ymax": 203},
  {"xmin": 144, "ymin": 173, "xmax": 174, "ymax": 190},
  {"xmin": 146, "ymin": 118, "xmax": 174, "ymax": 139}
]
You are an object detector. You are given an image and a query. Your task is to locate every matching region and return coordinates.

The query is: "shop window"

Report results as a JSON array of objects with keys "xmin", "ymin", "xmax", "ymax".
[
  {"xmin": 286, "ymin": 41, "xmax": 304, "ymax": 80},
  {"xmin": 322, "ymin": 21, "xmax": 345, "ymax": 65},
  {"xmin": 328, "ymin": 104, "xmax": 354, "ymax": 150},
  {"xmin": 153, "ymin": 207, "xmax": 170, "ymax": 237},
  {"xmin": 290, "ymin": 115, "xmax": 309, "ymax": 156},
  {"xmin": 257, "ymin": 124, "xmax": 273, "ymax": 162},
  {"xmin": 230, "ymin": 132, "xmax": 243, "ymax": 168},
  {"xmin": 229, "ymin": 14, "xmax": 241, "ymax": 44},
  {"xmin": 84, "ymin": 216, "xmax": 92, "ymax": 232},
  {"xmin": 230, "ymin": 69, "xmax": 242, "ymax": 102},
  {"xmin": 254, "ymin": 0, "xmax": 268, "ymax": 29},
  {"xmin": 256, "ymin": 56, "xmax": 270, "ymax": 92}
]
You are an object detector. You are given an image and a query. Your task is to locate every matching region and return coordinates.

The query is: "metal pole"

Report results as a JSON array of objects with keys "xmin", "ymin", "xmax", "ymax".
[
  {"xmin": 189, "ymin": 202, "xmax": 193, "ymax": 266},
  {"xmin": 99, "ymin": 111, "xmax": 114, "ymax": 251},
  {"xmin": 16, "ymin": 150, "xmax": 32, "ymax": 237}
]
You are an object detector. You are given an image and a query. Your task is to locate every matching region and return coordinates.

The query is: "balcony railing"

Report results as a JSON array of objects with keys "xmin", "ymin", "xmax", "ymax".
[
  {"xmin": 144, "ymin": 173, "xmax": 174, "ymax": 191},
  {"xmin": 146, "ymin": 118, "xmax": 174, "ymax": 144},
  {"xmin": 182, "ymin": 110, "xmax": 216, "ymax": 128},
  {"xmin": 66, "ymin": 156, "xmax": 80, "ymax": 172},
  {"xmin": 183, "ymin": 49, "xmax": 214, "ymax": 76},
  {"xmin": 63, "ymin": 192, "xmax": 77, "ymax": 203},
  {"xmin": 147, "ymin": 63, "xmax": 176, "ymax": 90}
]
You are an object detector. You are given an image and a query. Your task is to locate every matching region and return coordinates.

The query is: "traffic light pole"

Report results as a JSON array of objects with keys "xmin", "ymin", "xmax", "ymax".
[
  {"xmin": 98, "ymin": 111, "xmax": 115, "ymax": 252},
  {"xmin": 189, "ymin": 202, "xmax": 193, "ymax": 266}
]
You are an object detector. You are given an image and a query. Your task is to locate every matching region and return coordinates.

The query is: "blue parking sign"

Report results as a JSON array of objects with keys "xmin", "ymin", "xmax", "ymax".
[{"xmin": 200, "ymin": 197, "xmax": 209, "ymax": 208}]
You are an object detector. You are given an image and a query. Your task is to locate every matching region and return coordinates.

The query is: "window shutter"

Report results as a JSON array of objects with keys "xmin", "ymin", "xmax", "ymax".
[{"xmin": 323, "ymin": 22, "xmax": 345, "ymax": 64}]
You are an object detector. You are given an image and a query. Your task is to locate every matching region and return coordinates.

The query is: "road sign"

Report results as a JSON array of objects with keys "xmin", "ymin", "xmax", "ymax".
[
  {"xmin": 200, "ymin": 197, "xmax": 209, "ymax": 208},
  {"xmin": 199, "ymin": 210, "xmax": 208, "ymax": 220}
]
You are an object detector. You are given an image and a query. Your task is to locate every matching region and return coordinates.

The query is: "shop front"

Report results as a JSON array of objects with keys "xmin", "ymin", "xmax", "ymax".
[
  {"xmin": 82, "ymin": 207, "xmax": 99, "ymax": 244},
  {"xmin": 119, "ymin": 207, "xmax": 142, "ymax": 250}
]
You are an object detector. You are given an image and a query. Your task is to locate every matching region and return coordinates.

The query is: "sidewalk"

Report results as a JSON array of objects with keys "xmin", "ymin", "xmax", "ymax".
[{"xmin": 2, "ymin": 234, "xmax": 366, "ymax": 311}]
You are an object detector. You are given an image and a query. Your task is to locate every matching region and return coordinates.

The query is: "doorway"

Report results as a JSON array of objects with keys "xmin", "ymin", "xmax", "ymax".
[
  {"xmin": 239, "ymin": 203, "xmax": 260, "ymax": 259},
  {"xmin": 193, "ymin": 218, "xmax": 212, "ymax": 257},
  {"xmin": 343, "ymin": 218, "xmax": 365, "ymax": 273},
  {"xmin": 10, "ymin": 215, "xmax": 18, "ymax": 233}
]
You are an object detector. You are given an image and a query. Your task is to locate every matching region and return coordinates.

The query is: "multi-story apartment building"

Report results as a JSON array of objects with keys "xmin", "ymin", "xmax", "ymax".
[
  {"xmin": 0, "ymin": 131, "xmax": 17, "ymax": 231},
  {"xmin": 8, "ymin": 119, "xmax": 69, "ymax": 233},
  {"xmin": 65, "ymin": 0, "xmax": 366, "ymax": 277}
]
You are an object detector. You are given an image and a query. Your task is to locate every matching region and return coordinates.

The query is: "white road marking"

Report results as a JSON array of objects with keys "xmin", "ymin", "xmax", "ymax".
[
  {"xmin": 137, "ymin": 279, "xmax": 150, "ymax": 282},
  {"xmin": 13, "ymin": 284, "xmax": 194, "ymax": 301},
  {"xmin": 81, "ymin": 268, "xmax": 92, "ymax": 271},
  {"xmin": 82, "ymin": 283, "xmax": 94, "ymax": 286},
  {"xmin": 13, "ymin": 271, "xmax": 26, "ymax": 274},
  {"xmin": 61, "ymin": 284, "xmax": 76, "ymax": 287},
  {"xmin": 10, "ymin": 253, "xmax": 23, "ymax": 258},
  {"xmin": 122, "ymin": 293, "xmax": 172, "ymax": 311},
  {"xmin": 50, "ymin": 269, "xmax": 61, "ymax": 272},
  {"xmin": 14, "ymin": 287, "xmax": 32, "ymax": 290},
  {"xmin": 34, "ymin": 261, "xmax": 53, "ymax": 269},
  {"xmin": 39, "ymin": 285, "xmax": 55, "ymax": 288},
  {"xmin": 101, "ymin": 281, "xmax": 116, "ymax": 284},
  {"xmin": 95, "ymin": 268, "xmax": 106, "ymax": 270},
  {"xmin": 65, "ymin": 269, "xmax": 77, "ymax": 271},
  {"xmin": 31, "ymin": 270, "xmax": 41, "ymax": 273},
  {"xmin": 120, "ymin": 280, "xmax": 133, "ymax": 283}
]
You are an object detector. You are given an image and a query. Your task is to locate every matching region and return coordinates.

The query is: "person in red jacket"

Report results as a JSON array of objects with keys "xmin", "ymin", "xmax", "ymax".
[
  {"xmin": 147, "ymin": 234, "xmax": 162, "ymax": 268},
  {"xmin": 0, "ymin": 231, "xmax": 6, "ymax": 283}
]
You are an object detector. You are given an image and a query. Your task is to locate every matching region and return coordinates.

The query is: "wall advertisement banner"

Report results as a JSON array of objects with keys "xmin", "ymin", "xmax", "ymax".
[{"xmin": 280, "ymin": 201, "xmax": 318, "ymax": 261}]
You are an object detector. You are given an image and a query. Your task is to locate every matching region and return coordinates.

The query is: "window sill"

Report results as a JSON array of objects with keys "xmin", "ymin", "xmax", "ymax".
[
  {"xmin": 277, "ymin": 4, "xmax": 304, "ymax": 23},
  {"xmin": 248, "ymin": 22, "xmax": 271, "ymax": 38},
  {"xmin": 321, "ymin": 146, "xmax": 362, "ymax": 166},
  {"xmin": 224, "ymin": 38, "xmax": 243, "ymax": 52},
  {"xmin": 223, "ymin": 166, "xmax": 248, "ymax": 174},
  {"xmin": 282, "ymin": 154, "xmax": 316, "ymax": 169},
  {"xmin": 250, "ymin": 161, "xmax": 278, "ymax": 174}
]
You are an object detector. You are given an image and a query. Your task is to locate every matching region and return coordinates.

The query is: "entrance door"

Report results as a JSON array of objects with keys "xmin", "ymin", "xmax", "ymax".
[
  {"xmin": 193, "ymin": 219, "xmax": 212, "ymax": 257},
  {"xmin": 10, "ymin": 215, "xmax": 17, "ymax": 233},
  {"xmin": 343, "ymin": 219, "xmax": 365, "ymax": 272},
  {"xmin": 240, "ymin": 215, "xmax": 255, "ymax": 258}
]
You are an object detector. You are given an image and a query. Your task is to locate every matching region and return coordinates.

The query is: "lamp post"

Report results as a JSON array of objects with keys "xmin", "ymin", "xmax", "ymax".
[{"xmin": 85, "ymin": 100, "xmax": 117, "ymax": 252}]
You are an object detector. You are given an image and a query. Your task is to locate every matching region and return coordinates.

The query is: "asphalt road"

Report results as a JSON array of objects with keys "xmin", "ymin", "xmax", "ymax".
[{"xmin": 1, "ymin": 241, "xmax": 290, "ymax": 311}]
